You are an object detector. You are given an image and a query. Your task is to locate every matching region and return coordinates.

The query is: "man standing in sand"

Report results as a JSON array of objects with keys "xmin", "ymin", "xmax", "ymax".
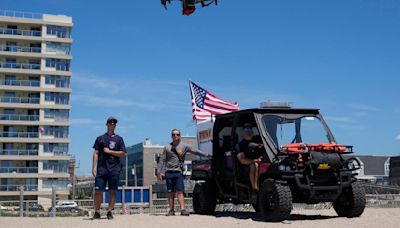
[
  {"xmin": 157, "ymin": 129, "xmax": 211, "ymax": 216},
  {"xmin": 92, "ymin": 117, "xmax": 126, "ymax": 220}
]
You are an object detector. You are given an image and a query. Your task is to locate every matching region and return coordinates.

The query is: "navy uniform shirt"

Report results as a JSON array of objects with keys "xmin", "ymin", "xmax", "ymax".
[
  {"xmin": 93, "ymin": 133, "xmax": 126, "ymax": 176},
  {"xmin": 236, "ymin": 136, "xmax": 263, "ymax": 160}
]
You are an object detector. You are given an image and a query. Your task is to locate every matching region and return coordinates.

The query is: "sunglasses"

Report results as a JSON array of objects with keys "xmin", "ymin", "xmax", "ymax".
[
  {"xmin": 107, "ymin": 121, "xmax": 117, "ymax": 124},
  {"xmin": 243, "ymin": 128, "xmax": 253, "ymax": 133},
  {"xmin": 172, "ymin": 133, "xmax": 181, "ymax": 136}
]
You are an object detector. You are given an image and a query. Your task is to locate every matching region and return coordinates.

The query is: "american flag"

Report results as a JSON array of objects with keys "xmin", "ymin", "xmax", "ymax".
[{"xmin": 190, "ymin": 81, "xmax": 239, "ymax": 121}]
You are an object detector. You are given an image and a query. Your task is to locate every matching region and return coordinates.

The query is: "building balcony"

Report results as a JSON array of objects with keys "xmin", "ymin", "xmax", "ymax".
[
  {"xmin": 43, "ymin": 151, "xmax": 69, "ymax": 156},
  {"xmin": 0, "ymin": 28, "xmax": 41, "ymax": 37},
  {"xmin": 0, "ymin": 132, "xmax": 39, "ymax": 138},
  {"xmin": 0, "ymin": 167, "xmax": 38, "ymax": 173},
  {"xmin": 0, "ymin": 149, "xmax": 38, "ymax": 156},
  {"xmin": 0, "ymin": 45, "xmax": 41, "ymax": 54},
  {"xmin": 0, "ymin": 9, "xmax": 42, "ymax": 20},
  {"xmin": 44, "ymin": 115, "xmax": 69, "ymax": 123},
  {"xmin": 45, "ymin": 64, "xmax": 69, "ymax": 72},
  {"xmin": 44, "ymin": 99, "xmax": 69, "ymax": 105},
  {"xmin": 0, "ymin": 79, "xmax": 40, "ymax": 87},
  {"xmin": 0, "ymin": 97, "xmax": 40, "ymax": 104},
  {"xmin": 0, "ymin": 185, "xmax": 38, "ymax": 191},
  {"xmin": 0, "ymin": 62, "xmax": 40, "ymax": 70},
  {"xmin": 0, "ymin": 114, "xmax": 39, "ymax": 121},
  {"xmin": 43, "ymin": 164, "xmax": 68, "ymax": 173}
]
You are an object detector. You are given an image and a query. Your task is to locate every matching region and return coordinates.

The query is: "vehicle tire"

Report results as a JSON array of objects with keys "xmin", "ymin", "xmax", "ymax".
[
  {"xmin": 258, "ymin": 179, "xmax": 292, "ymax": 222},
  {"xmin": 193, "ymin": 181, "xmax": 216, "ymax": 215},
  {"xmin": 333, "ymin": 181, "xmax": 366, "ymax": 218}
]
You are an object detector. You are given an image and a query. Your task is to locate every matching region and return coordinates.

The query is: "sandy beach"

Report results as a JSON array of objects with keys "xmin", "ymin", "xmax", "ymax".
[{"xmin": 0, "ymin": 208, "xmax": 399, "ymax": 228}]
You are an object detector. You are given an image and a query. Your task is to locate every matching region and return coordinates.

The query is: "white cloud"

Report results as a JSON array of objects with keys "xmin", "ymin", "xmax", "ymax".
[
  {"xmin": 396, "ymin": 135, "xmax": 400, "ymax": 141},
  {"xmin": 72, "ymin": 94, "xmax": 162, "ymax": 110},
  {"xmin": 348, "ymin": 104, "xmax": 378, "ymax": 112},
  {"xmin": 325, "ymin": 116, "xmax": 354, "ymax": 123},
  {"xmin": 70, "ymin": 118, "xmax": 103, "ymax": 126},
  {"xmin": 73, "ymin": 72, "xmax": 186, "ymax": 92}
]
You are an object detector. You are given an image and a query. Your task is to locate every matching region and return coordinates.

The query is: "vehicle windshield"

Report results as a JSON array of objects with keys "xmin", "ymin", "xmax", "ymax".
[{"xmin": 262, "ymin": 114, "xmax": 333, "ymax": 148}]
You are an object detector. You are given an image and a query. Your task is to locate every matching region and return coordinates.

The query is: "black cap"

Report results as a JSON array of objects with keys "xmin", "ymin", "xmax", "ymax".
[{"xmin": 106, "ymin": 116, "xmax": 118, "ymax": 124}]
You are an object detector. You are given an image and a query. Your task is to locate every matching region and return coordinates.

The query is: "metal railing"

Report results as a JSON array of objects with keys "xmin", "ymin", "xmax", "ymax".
[
  {"xmin": 0, "ymin": 79, "xmax": 40, "ymax": 87},
  {"xmin": 45, "ymin": 64, "xmax": 69, "ymax": 72},
  {"xmin": 44, "ymin": 98, "xmax": 69, "ymax": 105},
  {"xmin": 42, "ymin": 164, "xmax": 68, "ymax": 173},
  {"xmin": 47, "ymin": 30, "xmax": 71, "ymax": 39},
  {"xmin": 0, "ymin": 150, "xmax": 38, "ymax": 156},
  {"xmin": 44, "ymin": 114, "xmax": 69, "ymax": 122},
  {"xmin": 0, "ymin": 132, "xmax": 39, "ymax": 138},
  {"xmin": 0, "ymin": 45, "xmax": 41, "ymax": 53},
  {"xmin": 41, "ymin": 132, "xmax": 69, "ymax": 138},
  {"xmin": 0, "ymin": 97, "xmax": 40, "ymax": 104},
  {"xmin": 0, "ymin": 167, "xmax": 38, "ymax": 173},
  {"xmin": 0, "ymin": 114, "xmax": 39, "ymax": 121},
  {"xmin": 43, "ymin": 151, "xmax": 69, "ymax": 156},
  {"xmin": 0, "ymin": 28, "xmax": 41, "ymax": 37},
  {"xmin": 0, "ymin": 62, "xmax": 41, "ymax": 70},
  {"xmin": 41, "ymin": 184, "xmax": 68, "ymax": 191},
  {"xmin": 0, "ymin": 185, "xmax": 38, "ymax": 191},
  {"xmin": 0, "ymin": 9, "xmax": 42, "ymax": 20}
]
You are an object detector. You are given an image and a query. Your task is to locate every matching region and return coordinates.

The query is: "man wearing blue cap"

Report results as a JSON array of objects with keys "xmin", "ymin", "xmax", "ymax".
[
  {"xmin": 92, "ymin": 117, "xmax": 126, "ymax": 220},
  {"xmin": 236, "ymin": 123, "xmax": 263, "ymax": 191}
]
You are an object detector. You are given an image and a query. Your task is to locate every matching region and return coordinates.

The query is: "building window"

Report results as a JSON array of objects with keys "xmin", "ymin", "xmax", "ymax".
[
  {"xmin": 42, "ymin": 126, "xmax": 69, "ymax": 138},
  {"xmin": 45, "ymin": 92, "xmax": 69, "ymax": 104},
  {"xmin": 44, "ymin": 109, "xmax": 69, "ymax": 121},
  {"xmin": 45, "ymin": 59, "xmax": 70, "ymax": 71},
  {"xmin": 46, "ymin": 25, "xmax": 71, "ymax": 38},
  {"xmin": 46, "ymin": 42, "xmax": 71, "ymax": 55},
  {"xmin": 43, "ymin": 143, "xmax": 68, "ymax": 154},
  {"xmin": 45, "ymin": 75, "xmax": 70, "ymax": 88},
  {"xmin": 42, "ymin": 178, "xmax": 69, "ymax": 190}
]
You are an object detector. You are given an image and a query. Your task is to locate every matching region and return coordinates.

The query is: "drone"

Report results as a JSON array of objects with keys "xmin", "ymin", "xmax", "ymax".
[{"xmin": 161, "ymin": 0, "xmax": 218, "ymax": 16}]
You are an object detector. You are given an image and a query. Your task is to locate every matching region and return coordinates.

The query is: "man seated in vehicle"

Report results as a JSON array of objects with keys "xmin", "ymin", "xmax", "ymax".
[{"xmin": 236, "ymin": 123, "xmax": 263, "ymax": 191}]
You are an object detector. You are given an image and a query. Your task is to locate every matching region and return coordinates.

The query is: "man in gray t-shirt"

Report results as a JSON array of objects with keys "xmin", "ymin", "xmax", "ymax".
[{"xmin": 157, "ymin": 128, "xmax": 210, "ymax": 216}]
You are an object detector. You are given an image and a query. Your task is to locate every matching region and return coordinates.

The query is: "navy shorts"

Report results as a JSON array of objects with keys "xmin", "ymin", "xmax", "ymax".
[
  {"xmin": 165, "ymin": 171, "xmax": 185, "ymax": 193},
  {"xmin": 95, "ymin": 173, "xmax": 120, "ymax": 192}
]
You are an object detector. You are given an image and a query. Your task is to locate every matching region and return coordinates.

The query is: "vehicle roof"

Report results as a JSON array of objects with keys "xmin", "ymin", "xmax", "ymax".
[{"xmin": 215, "ymin": 108, "xmax": 320, "ymax": 118}]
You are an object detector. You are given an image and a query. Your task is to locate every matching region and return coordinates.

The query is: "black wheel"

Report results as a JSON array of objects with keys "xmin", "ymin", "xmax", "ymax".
[
  {"xmin": 333, "ymin": 181, "xmax": 366, "ymax": 218},
  {"xmin": 193, "ymin": 181, "xmax": 216, "ymax": 215},
  {"xmin": 258, "ymin": 179, "xmax": 292, "ymax": 222}
]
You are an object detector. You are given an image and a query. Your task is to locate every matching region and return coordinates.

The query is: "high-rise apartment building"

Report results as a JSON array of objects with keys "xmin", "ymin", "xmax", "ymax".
[{"xmin": 0, "ymin": 10, "xmax": 73, "ymax": 204}]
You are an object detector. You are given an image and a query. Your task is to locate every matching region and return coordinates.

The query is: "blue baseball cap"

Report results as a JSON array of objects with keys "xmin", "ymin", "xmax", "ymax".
[
  {"xmin": 106, "ymin": 116, "xmax": 118, "ymax": 124},
  {"xmin": 243, "ymin": 123, "xmax": 253, "ymax": 132}
]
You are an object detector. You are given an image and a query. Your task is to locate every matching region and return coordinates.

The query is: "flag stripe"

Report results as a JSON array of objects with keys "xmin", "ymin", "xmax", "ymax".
[
  {"xmin": 205, "ymin": 99, "xmax": 239, "ymax": 111},
  {"xmin": 206, "ymin": 93, "xmax": 238, "ymax": 106}
]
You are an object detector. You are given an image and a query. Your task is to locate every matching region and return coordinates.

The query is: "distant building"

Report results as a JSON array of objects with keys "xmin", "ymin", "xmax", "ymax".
[
  {"xmin": 0, "ymin": 10, "xmax": 73, "ymax": 204},
  {"xmin": 121, "ymin": 136, "xmax": 198, "ymax": 187},
  {"xmin": 74, "ymin": 175, "xmax": 94, "ymax": 198},
  {"xmin": 390, "ymin": 156, "xmax": 400, "ymax": 186},
  {"xmin": 351, "ymin": 155, "xmax": 390, "ymax": 185}
]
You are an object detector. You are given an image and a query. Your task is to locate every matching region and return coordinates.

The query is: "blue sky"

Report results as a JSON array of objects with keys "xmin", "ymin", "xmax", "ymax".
[{"xmin": 1, "ymin": 0, "xmax": 399, "ymax": 175}]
